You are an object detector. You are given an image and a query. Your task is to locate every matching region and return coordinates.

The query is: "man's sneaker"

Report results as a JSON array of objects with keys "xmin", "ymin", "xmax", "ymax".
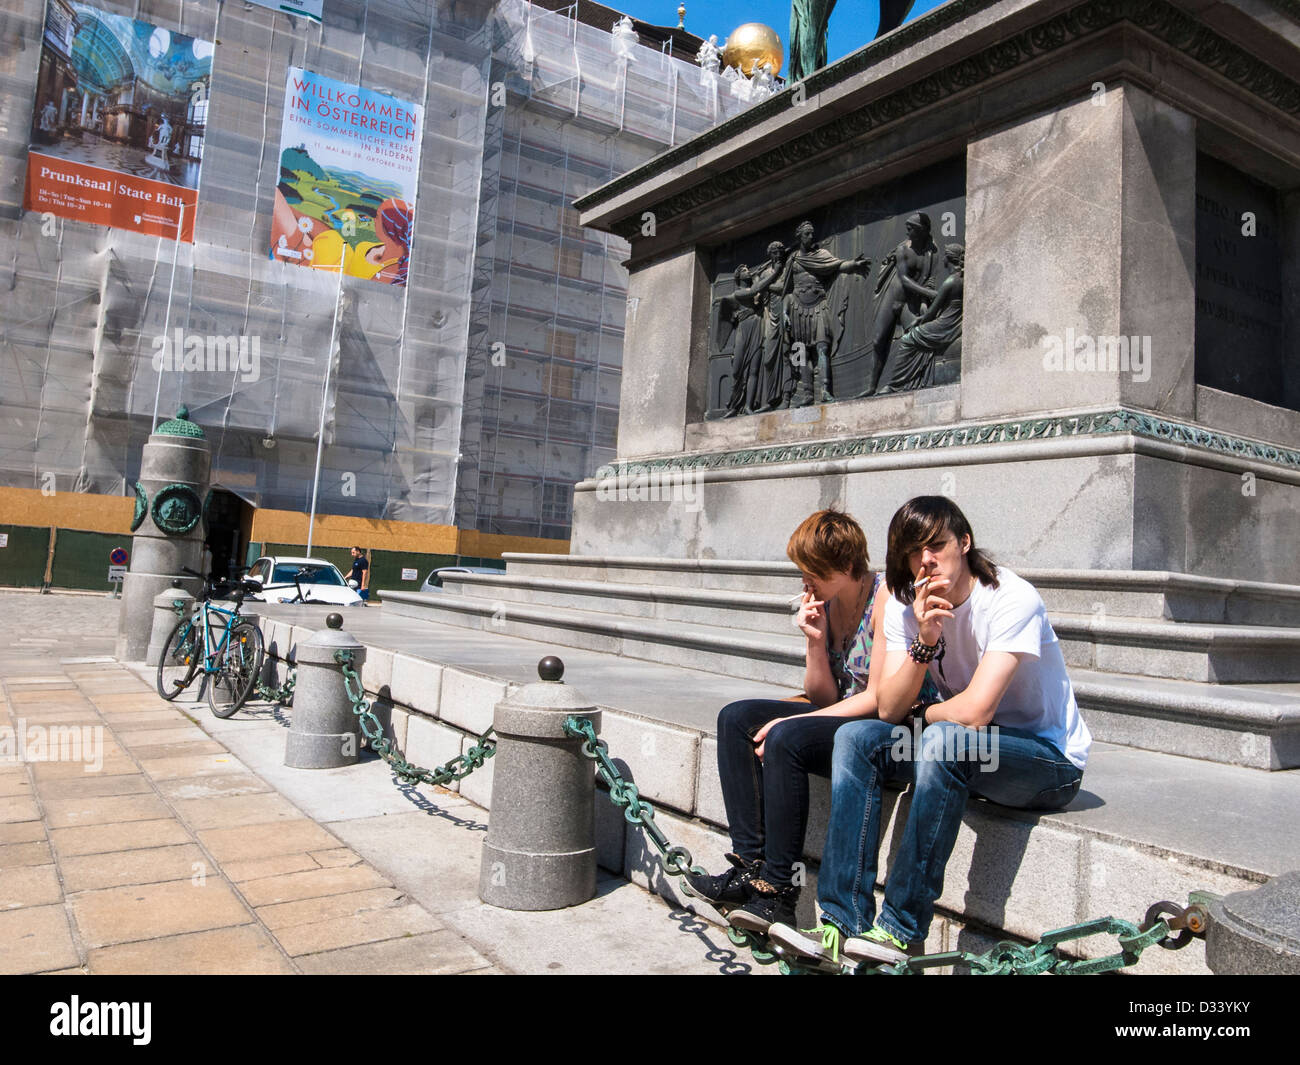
[
  {"xmin": 842, "ymin": 924, "xmax": 914, "ymax": 966},
  {"xmin": 682, "ymin": 853, "xmax": 760, "ymax": 910},
  {"xmin": 726, "ymin": 877, "xmax": 799, "ymax": 933},
  {"xmin": 766, "ymin": 920, "xmax": 846, "ymax": 968}
]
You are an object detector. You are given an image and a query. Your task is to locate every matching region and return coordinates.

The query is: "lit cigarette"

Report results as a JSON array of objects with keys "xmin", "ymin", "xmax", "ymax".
[
  {"xmin": 788, "ymin": 592, "xmax": 807, "ymax": 606},
  {"xmin": 913, "ymin": 576, "xmax": 931, "ymax": 589}
]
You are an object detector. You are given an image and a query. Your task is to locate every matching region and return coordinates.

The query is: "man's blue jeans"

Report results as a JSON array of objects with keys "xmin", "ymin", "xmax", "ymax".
[{"xmin": 818, "ymin": 718, "xmax": 1082, "ymax": 943}]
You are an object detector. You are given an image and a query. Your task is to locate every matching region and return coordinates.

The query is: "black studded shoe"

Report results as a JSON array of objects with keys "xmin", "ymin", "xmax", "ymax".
[
  {"xmin": 727, "ymin": 876, "xmax": 800, "ymax": 933},
  {"xmin": 682, "ymin": 853, "xmax": 761, "ymax": 911}
]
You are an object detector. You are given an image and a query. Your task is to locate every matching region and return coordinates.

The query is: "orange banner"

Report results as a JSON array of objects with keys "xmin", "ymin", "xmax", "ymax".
[{"xmin": 24, "ymin": 153, "xmax": 197, "ymax": 242}]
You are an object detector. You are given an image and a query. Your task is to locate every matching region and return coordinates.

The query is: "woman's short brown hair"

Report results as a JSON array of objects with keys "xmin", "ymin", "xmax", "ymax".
[{"xmin": 786, "ymin": 509, "xmax": 869, "ymax": 581}]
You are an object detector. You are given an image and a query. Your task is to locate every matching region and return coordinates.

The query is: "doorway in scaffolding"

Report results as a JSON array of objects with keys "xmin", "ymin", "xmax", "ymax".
[{"xmin": 203, "ymin": 484, "xmax": 256, "ymax": 583}]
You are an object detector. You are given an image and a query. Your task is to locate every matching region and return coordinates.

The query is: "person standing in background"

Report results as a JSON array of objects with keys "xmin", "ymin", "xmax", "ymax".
[{"xmin": 350, "ymin": 546, "xmax": 370, "ymax": 601}]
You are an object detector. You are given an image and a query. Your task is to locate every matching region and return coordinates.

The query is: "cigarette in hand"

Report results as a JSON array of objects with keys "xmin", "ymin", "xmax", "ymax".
[{"xmin": 913, "ymin": 575, "xmax": 931, "ymax": 589}]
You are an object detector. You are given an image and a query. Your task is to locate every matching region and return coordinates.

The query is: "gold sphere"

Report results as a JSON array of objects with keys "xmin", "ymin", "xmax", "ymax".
[{"xmin": 722, "ymin": 22, "xmax": 783, "ymax": 78}]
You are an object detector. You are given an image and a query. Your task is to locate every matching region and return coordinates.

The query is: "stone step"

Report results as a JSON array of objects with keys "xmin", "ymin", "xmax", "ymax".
[
  {"xmin": 502, "ymin": 554, "xmax": 1300, "ymax": 627},
  {"xmin": 252, "ymin": 602, "xmax": 1300, "ymax": 974},
  {"xmin": 379, "ymin": 588, "xmax": 807, "ymax": 687},
  {"xmin": 502, "ymin": 553, "xmax": 803, "ymax": 595},
  {"xmin": 1071, "ymin": 670, "xmax": 1300, "ymax": 771},
  {"xmin": 439, "ymin": 570, "xmax": 801, "ymax": 636},
  {"xmin": 376, "ymin": 588, "xmax": 1300, "ymax": 768},
  {"xmin": 1053, "ymin": 613, "xmax": 1300, "ymax": 683},
  {"xmin": 437, "ymin": 572, "xmax": 1300, "ymax": 683},
  {"xmin": 1017, "ymin": 569, "xmax": 1300, "ymax": 628}
]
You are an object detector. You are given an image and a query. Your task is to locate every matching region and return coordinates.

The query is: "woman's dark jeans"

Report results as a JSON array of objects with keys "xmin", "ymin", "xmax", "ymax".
[{"xmin": 716, "ymin": 698, "xmax": 856, "ymax": 889}]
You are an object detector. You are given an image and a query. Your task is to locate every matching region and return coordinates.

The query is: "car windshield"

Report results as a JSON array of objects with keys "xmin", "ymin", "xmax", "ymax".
[{"xmin": 271, "ymin": 563, "xmax": 344, "ymax": 586}]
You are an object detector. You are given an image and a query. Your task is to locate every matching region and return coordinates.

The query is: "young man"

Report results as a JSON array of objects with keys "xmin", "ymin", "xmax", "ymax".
[
  {"xmin": 768, "ymin": 495, "xmax": 1091, "ymax": 968},
  {"xmin": 349, "ymin": 546, "xmax": 370, "ymax": 601}
]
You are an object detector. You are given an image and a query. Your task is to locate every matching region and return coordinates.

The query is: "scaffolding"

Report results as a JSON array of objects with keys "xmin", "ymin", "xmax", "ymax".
[{"xmin": 0, "ymin": 0, "xmax": 760, "ymax": 540}]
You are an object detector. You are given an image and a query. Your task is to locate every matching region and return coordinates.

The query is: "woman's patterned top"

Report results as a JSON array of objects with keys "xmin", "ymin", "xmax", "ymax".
[{"xmin": 826, "ymin": 572, "xmax": 943, "ymax": 705}]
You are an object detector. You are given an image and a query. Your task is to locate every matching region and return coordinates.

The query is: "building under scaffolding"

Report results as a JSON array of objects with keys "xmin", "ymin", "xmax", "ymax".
[{"xmin": 0, "ymin": 0, "xmax": 763, "ymax": 573}]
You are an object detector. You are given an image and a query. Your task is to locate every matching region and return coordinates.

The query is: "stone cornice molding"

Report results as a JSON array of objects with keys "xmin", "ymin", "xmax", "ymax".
[{"xmin": 585, "ymin": 409, "xmax": 1300, "ymax": 482}]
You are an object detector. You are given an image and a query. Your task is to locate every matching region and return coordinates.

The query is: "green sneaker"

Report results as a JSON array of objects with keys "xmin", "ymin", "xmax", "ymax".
[
  {"xmin": 843, "ymin": 924, "xmax": 911, "ymax": 965},
  {"xmin": 766, "ymin": 920, "xmax": 845, "ymax": 966}
]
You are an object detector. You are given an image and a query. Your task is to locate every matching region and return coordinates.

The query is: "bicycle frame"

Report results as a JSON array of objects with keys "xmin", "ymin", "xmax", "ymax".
[
  {"xmin": 195, "ymin": 599, "xmax": 240, "ymax": 674},
  {"xmin": 173, "ymin": 581, "xmax": 248, "ymax": 677}
]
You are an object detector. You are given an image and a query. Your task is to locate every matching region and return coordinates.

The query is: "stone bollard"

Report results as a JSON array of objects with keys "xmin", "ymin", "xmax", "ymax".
[
  {"xmin": 146, "ymin": 581, "xmax": 194, "ymax": 667},
  {"xmin": 480, "ymin": 656, "xmax": 601, "ymax": 911},
  {"xmin": 1206, "ymin": 872, "xmax": 1300, "ymax": 974},
  {"xmin": 117, "ymin": 406, "xmax": 209, "ymax": 661},
  {"xmin": 284, "ymin": 613, "xmax": 363, "ymax": 770}
]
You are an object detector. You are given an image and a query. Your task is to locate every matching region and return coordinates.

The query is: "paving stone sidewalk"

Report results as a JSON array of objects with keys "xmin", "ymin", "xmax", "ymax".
[{"xmin": 0, "ymin": 592, "xmax": 755, "ymax": 976}]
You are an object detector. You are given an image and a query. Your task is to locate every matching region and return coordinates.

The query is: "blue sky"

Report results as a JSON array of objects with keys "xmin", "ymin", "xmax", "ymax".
[{"xmin": 619, "ymin": 0, "xmax": 950, "ymax": 70}]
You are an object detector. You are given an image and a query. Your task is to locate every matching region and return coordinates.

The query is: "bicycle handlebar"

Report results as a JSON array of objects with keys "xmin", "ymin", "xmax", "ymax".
[{"xmin": 178, "ymin": 565, "xmax": 261, "ymax": 605}]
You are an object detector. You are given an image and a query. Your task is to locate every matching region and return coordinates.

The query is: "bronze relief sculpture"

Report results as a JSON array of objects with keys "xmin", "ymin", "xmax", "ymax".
[{"xmin": 706, "ymin": 184, "xmax": 965, "ymax": 417}]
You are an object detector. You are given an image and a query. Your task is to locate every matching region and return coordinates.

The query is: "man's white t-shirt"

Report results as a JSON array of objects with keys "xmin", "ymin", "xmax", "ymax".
[{"xmin": 884, "ymin": 566, "xmax": 1091, "ymax": 769}]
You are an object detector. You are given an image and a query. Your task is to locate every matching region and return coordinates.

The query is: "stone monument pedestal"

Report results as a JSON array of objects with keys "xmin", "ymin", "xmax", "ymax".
[{"xmin": 571, "ymin": 0, "xmax": 1300, "ymax": 586}]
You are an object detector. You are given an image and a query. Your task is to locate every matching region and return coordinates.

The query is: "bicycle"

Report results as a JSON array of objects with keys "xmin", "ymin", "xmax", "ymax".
[{"xmin": 155, "ymin": 567, "xmax": 266, "ymax": 718}]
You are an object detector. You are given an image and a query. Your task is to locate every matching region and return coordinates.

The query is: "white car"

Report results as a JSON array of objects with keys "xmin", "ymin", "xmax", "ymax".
[
  {"xmin": 420, "ymin": 566, "xmax": 505, "ymax": 592},
  {"xmin": 246, "ymin": 556, "xmax": 364, "ymax": 606}
]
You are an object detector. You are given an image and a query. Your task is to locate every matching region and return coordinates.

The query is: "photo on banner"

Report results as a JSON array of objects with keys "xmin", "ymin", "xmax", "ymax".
[
  {"xmin": 23, "ymin": 0, "xmax": 212, "ymax": 242},
  {"xmin": 270, "ymin": 67, "xmax": 423, "ymax": 286}
]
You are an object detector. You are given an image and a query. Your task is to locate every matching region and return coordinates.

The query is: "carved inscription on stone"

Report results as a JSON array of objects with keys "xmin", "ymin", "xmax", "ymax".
[{"xmin": 1194, "ymin": 153, "xmax": 1286, "ymax": 407}]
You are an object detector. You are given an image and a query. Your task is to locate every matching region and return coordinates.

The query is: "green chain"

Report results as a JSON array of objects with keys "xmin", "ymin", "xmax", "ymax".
[
  {"xmin": 256, "ymin": 665, "xmax": 297, "ymax": 706},
  {"xmin": 335, "ymin": 649, "xmax": 496, "ymax": 787},
  {"xmin": 864, "ymin": 915, "xmax": 1175, "ymax": 976},
  {"xmin": 563, "ymin": 714, "xmax": 1216, "ymax": 976},
  {"xmin": 563, "ymin": 715, "xmax": 705, "ymax": 880}
]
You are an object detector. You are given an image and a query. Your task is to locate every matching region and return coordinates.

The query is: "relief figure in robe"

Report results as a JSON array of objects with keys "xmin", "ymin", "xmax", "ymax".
[
  {"xmin": 875, "ymin": 243, "xmax": 963, "ymax": 394},
  {"xmin": 716, "ymin": 260, "xmax": 784, "ymax": 417},
  {"xmin": 777, "ymin": 220, "xmax": 870, "ymax": 407}
]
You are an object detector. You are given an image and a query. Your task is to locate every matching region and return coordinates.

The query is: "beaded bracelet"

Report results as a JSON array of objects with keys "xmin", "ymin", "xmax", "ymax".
[{"xmin": 907, "ymin": 633, "xmax": 944, "ymax": 664}]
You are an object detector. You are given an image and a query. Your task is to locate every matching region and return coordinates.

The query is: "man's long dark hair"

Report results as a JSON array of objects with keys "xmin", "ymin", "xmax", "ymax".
[{"xmin": 885, "ymin": 496, "xmax": 999, "ymax": 603}]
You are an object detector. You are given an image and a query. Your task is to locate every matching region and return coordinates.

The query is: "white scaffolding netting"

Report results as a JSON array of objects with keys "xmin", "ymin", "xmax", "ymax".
[{"xmin": 0, "ymin": 0, "xmax": 761, "ymax": 537}]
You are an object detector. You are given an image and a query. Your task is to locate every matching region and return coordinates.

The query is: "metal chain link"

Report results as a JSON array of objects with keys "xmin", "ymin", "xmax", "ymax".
[
  {"xmin": 866, "ymin": 915, "xmax": 1168, "ymax": 976},
  {"xmin": 335, "ymin": 649, "xmax": 496, "ymax": 787},
  {"xmin": 784, "ymin": 899, "xmax": 1216, "ymax": 977},
  {"xmin": 256, "ymin": 665, "xmax": 296, "ymax": 706},
  {"xmin": 563, "ymin": 715, "xmax": 706, "ymax": 879},
  {"xmin": 562, "ymin": 715, "xmax": 1217, "ymax": 976}
]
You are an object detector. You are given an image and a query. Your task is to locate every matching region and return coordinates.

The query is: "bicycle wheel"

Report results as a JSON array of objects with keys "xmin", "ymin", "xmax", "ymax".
[
  {"xmin": 156, "ymin": 616, "xmax": 201, "ymax": 701},
  {"xmin": 207, "ymin": 619, "xmax": 265, "ymax": 718}
]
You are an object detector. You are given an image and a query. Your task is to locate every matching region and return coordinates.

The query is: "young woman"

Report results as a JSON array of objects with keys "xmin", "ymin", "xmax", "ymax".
[{"xmin": 684, "ymin": 508, "xmax": 938, "ymax": 933}]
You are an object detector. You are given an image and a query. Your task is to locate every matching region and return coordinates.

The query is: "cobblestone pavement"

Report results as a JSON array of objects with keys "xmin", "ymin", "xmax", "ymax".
[
  {"xmin": 0, "ymin": 592, "xmax": 755, "ymax": 976},
  {"xmin": 0, "ymin": 592, "xmax": 494, "ymax": 975}
]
